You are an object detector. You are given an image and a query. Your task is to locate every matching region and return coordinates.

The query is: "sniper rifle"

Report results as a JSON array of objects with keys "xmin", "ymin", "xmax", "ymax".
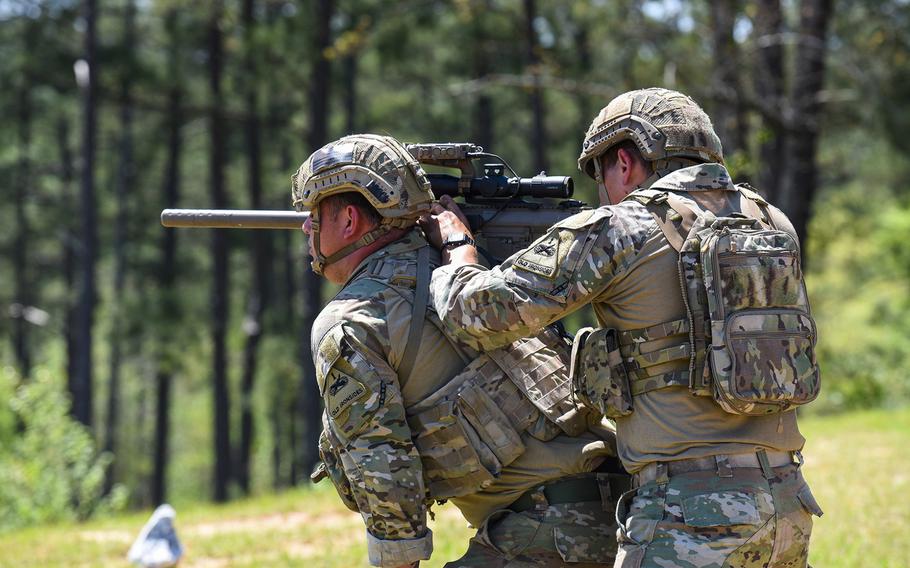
[{"xmin": 160, "ymin": 143, "xmax": 590, "ymax": 263}]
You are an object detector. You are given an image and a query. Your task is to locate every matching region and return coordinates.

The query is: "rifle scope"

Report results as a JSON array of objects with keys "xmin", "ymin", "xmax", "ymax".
[{"xmin": 427, "ymin": 171, "xmax": 574, "ymax": 200}]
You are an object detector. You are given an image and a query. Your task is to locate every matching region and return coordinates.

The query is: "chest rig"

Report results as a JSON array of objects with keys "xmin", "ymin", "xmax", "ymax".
[
  {"xmin": 356, "ymin": 243, "xmax": 590, "ymax": 500},
  {"xmin": 572, "ymin": 186, "xmax": 820, "ymax": 419}
]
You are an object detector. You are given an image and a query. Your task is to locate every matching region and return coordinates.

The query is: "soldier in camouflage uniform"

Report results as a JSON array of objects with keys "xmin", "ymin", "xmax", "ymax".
[
  {"xmin": 293, "ymin": 134, "xmax": 630, "ymax": 567},
  {"xmin": 423, "ymin": 89, "xmax": 824, "ymax": 568}
]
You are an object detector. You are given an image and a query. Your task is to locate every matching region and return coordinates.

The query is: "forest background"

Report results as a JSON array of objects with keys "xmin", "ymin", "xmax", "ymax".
[{"xmin": 1, "ymin": 0, "xmax": 909, "ymax": 553}]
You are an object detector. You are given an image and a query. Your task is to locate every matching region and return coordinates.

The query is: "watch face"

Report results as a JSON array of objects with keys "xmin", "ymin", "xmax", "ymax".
[
  {"xmin": 443, "ymin": 232, "xmax": 474, "ymax": 249},
  {"xmin": 444, "ymin": 233, "xmax": 466, "ymax": 245}
]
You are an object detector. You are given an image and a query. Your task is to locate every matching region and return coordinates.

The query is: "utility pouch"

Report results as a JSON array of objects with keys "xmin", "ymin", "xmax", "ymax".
[
  {"xmin": 408, "ymin": 367, "xmax": 526, "ymax": 500},
  {"xmin": 570, "ymin": 327, "xmax": 633, "ymax": 419},
  {"xmin": 314, "ymin": 429, "xmax": 359, "ymax": 512},
  {"xmin": 405, "ymin": 325, "xmax": 583, "ymax": 499}
]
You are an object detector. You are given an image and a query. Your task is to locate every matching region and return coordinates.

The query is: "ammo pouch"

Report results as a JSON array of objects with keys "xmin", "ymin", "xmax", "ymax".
[
  {"xmin": 406, "ymin": 327, "xmax": 588, "ymax": 500},
  {"xmin": 570, "ymin": 327, "xmax": 632, "ymax": 419},
  {"xmin": 312, "ymin": 428, "xmax": 360, "ymax": 512}
]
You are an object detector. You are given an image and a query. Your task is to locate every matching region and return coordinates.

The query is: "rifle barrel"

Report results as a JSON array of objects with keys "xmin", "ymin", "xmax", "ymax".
[{"xmin": 160, "ymin": 209, "xmax": 309, "ymax": 229}]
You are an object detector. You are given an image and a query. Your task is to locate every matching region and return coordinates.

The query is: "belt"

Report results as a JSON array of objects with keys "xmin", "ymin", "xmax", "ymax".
[
  {"xmin": 508, "ymin": 473, "xmax": 631, "ymax": 513},
  {"xmin": 633, "ymin": 449, "xmax": 803, "ymax": 487}
]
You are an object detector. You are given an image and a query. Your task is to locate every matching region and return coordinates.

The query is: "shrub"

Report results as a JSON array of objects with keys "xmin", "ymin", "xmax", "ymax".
[{"xmin": 0, "ymin": 367, "xmax": 127, "ymax": 532}]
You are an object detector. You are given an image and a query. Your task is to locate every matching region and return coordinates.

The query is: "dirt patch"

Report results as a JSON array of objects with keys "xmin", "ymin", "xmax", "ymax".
[
  {"xmin": 77, "ymin": 529, "xmax": 133, "ymax": 544},
  {"xmin": 187, "ymin": 509, "xmax": 356, "ymax": 538}
]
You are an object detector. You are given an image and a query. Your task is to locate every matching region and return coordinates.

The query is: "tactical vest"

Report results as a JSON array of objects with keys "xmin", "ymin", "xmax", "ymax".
[
  {"xmin": 320, "ymin": 243, "xmax": 589, "ymax": 503},
  {"xmin": 572, "ymin": 186, "xmax": 820, "ymax": 418}
]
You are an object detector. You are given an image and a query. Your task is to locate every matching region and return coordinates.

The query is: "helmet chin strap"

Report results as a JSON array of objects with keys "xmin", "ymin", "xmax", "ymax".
[{"xmin": 308, "ymin": 207, "xmax": 414, "ymax": 275}]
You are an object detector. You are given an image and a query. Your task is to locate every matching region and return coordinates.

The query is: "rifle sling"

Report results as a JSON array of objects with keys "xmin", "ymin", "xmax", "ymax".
[{"xmin": 399, "ymin": 245, "xmax": 431, "ymax": 382}]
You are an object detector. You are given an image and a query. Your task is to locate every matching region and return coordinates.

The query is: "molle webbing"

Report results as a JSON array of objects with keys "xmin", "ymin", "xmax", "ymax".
[
  {"xmin": 616, "ymin": 318, "xmax": 691, "ymax": 395},
  {"xmin": 407, "ymin": 352, "xmax": 539, "ymax": 499},
  {"xmin": 487, "ymin": 328, "xmax": 585, "ymax": 436},
  {"xmin": 406, "ymin": 327, "xmax": 586, "ymax": 500}
]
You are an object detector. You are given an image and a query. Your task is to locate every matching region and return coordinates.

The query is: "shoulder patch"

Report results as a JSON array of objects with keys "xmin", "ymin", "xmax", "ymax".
[
  {"xmin": 514, "ymin": 233, "xmax": 561, "ymax": 278},
  {"xmin": 316, "ymin": 324, "xmax": 345, "ymax": 395},
  {"xmin": 553, "ymin": 208, "xmax": 609, "ymax": 230},
  {"xmin": 326, "ymin": 368, "xmax": 370, "ymax": 420}
]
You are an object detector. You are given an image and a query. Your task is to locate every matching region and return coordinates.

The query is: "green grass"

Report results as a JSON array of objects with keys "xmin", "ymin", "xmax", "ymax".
[
  {"xmin": 800, "ymin": 408, "xmax": 910, "ymax": 567},
  {"xmin": 1, "ymin": 408, "xmax": 907, "ymax": 567},
  {"xmin": 0, "ymin": 481, "xmax": 474, "ymax": 567}
]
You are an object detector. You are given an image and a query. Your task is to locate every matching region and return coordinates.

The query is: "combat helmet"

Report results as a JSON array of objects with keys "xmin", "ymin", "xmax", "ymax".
[
  {"xmin": 292, "ymin": 134, "xmax": 433, "ymax": 274},
  {"xmin": 578, "ymin": 88, "xmax": 724, "ymax": 188}
]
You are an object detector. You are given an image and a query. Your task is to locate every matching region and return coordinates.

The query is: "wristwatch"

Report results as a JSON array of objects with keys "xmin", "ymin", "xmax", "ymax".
[{"xmin": 442, "ymin": 232, "xmax": 476, "ymax": 250}]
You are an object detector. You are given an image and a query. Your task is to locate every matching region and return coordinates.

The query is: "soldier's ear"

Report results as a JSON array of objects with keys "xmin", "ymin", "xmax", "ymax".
[
  {"xmin": 616, "ymin": 148, "xmax": 645, "ymax": 186},
  {"xmin": 341, "ymin": 204, "xmax": 358, "ymax": 238},
  {"xmin": 344, "ymin": 204, "xmax": 376, "ymax": 239}
]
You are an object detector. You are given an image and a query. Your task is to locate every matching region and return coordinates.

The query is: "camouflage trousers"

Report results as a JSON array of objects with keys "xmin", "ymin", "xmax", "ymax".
[
  {"xmin": 614, "ymin": 453, "xmax": 823, "ymax": 568},
  {"xmin": 445, "ymin": 499, "xmax": 619, "ymax": 567}
]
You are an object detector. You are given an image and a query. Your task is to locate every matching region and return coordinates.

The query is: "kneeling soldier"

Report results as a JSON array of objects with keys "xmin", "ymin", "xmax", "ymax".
[{"xmin": 295, "ymin": 134, "xmax": 629, "ymax": 567}]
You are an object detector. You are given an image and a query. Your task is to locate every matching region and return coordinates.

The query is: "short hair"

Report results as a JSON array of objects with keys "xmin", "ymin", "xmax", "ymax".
[
  {"xmin": 322, "ymin": 192, "xmax": 382, "ymax": 227},
  {"xmin": 601, "ymin": 140, "xmax": 646, "ymax": 170}
]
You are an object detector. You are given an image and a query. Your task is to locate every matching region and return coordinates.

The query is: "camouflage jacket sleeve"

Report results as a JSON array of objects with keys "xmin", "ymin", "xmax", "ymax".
[
  {"xmin": 314, "ymin": 320, "xmax": 432, "ymax": 567},
  {"xmin": 431, "ymin": 204, "xmax": 655, "ymax": 351}
]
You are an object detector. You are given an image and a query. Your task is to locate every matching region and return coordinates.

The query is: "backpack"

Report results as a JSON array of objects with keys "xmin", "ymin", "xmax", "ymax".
[{"xmin": 636, "ymin": 187, "xmax": 821, "ymax": 415}]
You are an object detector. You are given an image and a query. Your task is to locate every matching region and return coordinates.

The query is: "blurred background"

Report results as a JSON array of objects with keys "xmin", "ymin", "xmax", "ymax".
[{"xmin": 1, "ymin": 0, "xmax": 909, "ymax": 562}]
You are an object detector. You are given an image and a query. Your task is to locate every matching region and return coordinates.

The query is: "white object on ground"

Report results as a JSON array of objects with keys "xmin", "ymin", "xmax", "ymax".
[{"xmin": 127, "ymin": 504, "xmax": 183, "ymax": 568}]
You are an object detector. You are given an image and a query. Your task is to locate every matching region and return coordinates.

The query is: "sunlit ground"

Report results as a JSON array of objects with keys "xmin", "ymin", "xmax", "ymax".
[{"xmin": 1, "ymin": 408, "xmax": 907, "ymax": 567}]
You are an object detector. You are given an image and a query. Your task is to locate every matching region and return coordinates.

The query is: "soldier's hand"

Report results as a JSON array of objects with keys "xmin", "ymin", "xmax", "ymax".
[{"xmin": 420, "ymin": 195, "xmax": 472, "ymax": 249}]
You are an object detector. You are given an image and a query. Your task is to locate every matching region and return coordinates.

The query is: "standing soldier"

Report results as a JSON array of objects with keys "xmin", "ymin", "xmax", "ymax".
[
  {"xmin": 294, "ymin": 134, "xmax": 629, "ymax": 568},
  {"xmin": 424, "ymin": 88, "xmax": 824, "ymax": 568}
]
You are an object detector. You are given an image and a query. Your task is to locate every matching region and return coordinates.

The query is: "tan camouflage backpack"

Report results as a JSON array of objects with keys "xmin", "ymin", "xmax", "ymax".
[{"xmin": 636, "ymin": 187, "xmax": 821, "ymax": 415}]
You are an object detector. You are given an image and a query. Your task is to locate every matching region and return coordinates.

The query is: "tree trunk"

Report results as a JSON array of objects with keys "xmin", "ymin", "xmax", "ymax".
[
  {"xmin": 13, "ymin": 17, "xmax": 38, "ymax": 380},
  {"xmin": 574, "ymin": 19, "xmax": 591, "ymax": 152},
  {"xmin": 272, "ymin": 118, "xmax": 295, "ymax": 488},
  {"xmin": 523, "ymin": 0, "xmax": 547, "ymax": 172},
  {"xmin": 152, "ymin": 9, "xmax": 183, "ymax": 507},
  {"xmin": 295, "ymin": 0, "xmax": 334, "ymax": 482},
  {"xmin": 237, "ymin": 0, "xmax": 270, "ymax": 495},
  {"xmin": 709, "ymin": 0, "xmax": 747, "ymax": 159},
  {"xmin": 343, "ymin": 53, "xmax": 357, "ymax": 134},
  {"xmin": 57, "ymin": 117, "xmax": 77, "ymax": 386},
  {"xmin": 617, "ymin": 1, "xmax": 641, "ymax": 90},
  {"xmin": 279, "ymin": 229, "xmax": 296, "ymax": 488},
  {"xmin": 73, "ymin": 0, "xmax": 99, "ymax": 428},
  {"xmin": 208, "ymin": 0, "xmax": 232, "ymax": 502},
  {"xmin": 104, "ymin": 0, "xmax": 136, "ymax": 496},
  {"xmin": 753, "ymin": 0, "xmax": 786, "ymax": 202},
  {"xmin": 783, "ymin": 0, "xmax": 833, "ymax": 245},
  {"xmin": 472, "ymin": 0, "xmax": 494, "ymax": 150}
]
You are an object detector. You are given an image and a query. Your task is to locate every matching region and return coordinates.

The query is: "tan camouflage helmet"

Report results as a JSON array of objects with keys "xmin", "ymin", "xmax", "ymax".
[
  {"xmin": 291, "ymin": 134, "xmax": 433, "ymax": 274},
  {"xmin": 578, "ymin": 88, "xmax": 724, "ymax": 185}
]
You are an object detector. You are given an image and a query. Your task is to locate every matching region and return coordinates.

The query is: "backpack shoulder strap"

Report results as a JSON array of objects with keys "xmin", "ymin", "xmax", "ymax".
[
  {"xmin": 736, "ymin": 184, "xmax": 778, "ymax": 229},
  {"xmin": 630, "ymin": 189, "xmax": 703, "ymax": 252}
]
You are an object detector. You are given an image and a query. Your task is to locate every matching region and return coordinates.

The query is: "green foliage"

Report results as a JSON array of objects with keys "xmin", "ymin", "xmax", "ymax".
[
  {"xmin": 0, "ymin": 367, "xmax": 127, "ymax": 533},
  {"xmin": 805, "ymin": 138, "xmax": 910, "ymax": 413}
]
